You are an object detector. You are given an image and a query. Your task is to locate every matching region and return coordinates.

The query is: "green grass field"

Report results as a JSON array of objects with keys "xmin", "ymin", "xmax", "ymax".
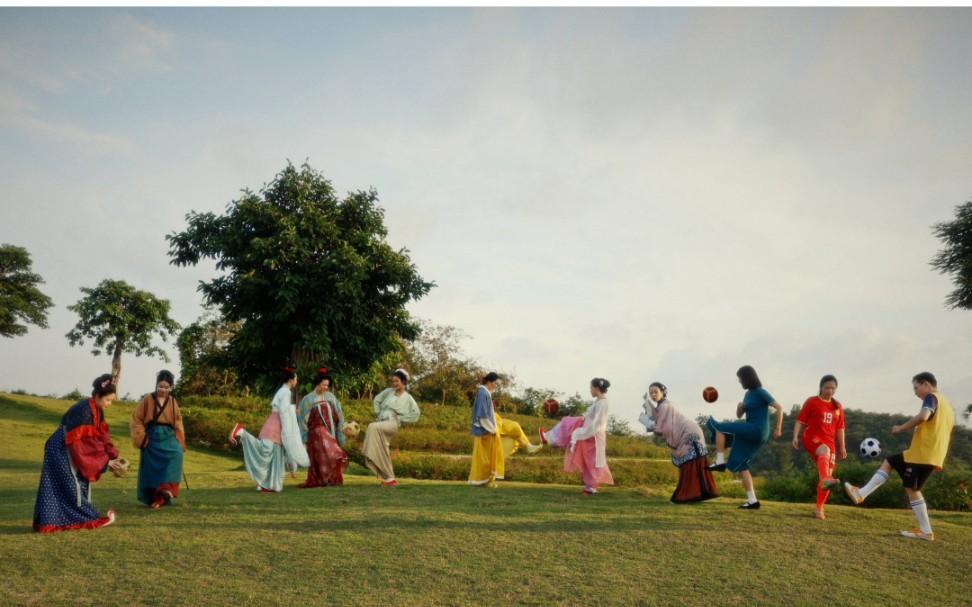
[{"xmin": 1, "ymin": 393, "xmax": 970, "ymax": 607}]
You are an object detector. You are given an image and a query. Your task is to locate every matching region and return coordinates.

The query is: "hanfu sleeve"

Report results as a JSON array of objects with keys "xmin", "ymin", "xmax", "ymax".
[
  {"xmin": 395, "ymin": 394, "xmax": 421, "ymax": 424},
  {"xmin": 570, "ymin": 400, "xmax": 609, "ymax": 444},
  {"xmin": 68, "ymin": 430, "xmax": 118, "ymax": 482},
  {"xmin": 130, "ymin": 395, "xmax": 152, "ymax": 450},
  {"xmin": 172, "ymin": 398, "xmax": 187, "ymax": 451}
]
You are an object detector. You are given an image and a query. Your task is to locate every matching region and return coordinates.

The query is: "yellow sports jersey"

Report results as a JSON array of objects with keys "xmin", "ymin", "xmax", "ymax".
[{"xmin": 903, "ymin": 392, "xmax": 954, "ymax": 468}]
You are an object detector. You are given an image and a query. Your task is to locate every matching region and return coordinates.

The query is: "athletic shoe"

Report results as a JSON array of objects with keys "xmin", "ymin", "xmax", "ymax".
[
  {"xmin": 901, "ymin": 528, "xmax": 935, "ymax": 541},
  {"xmin": 538, "ymin": 428, "xmax": 548, "ymax": 445},
  {"xmin": 527, "ymin": 443, "xmax": 543, "ymax": 454},
  {"xmin": 707, "ymin": 463, "xmax": 727, "ymax": 472},
  {"xmin": 821, "ymin": 478, "xmax": 841, "ymax": 490},
  {"xmin": 381, "ymin": 479, "xmax": 398, "ymax": 487},
  {"xmin": 814, "ymin": 509, "xmax": 826, "ymax": 520},
  {"xmin": 738, "ymin": 501, "xmax": 760, "ymax": 509},
  {"xmin": 843, "ymin": 482, "xmax": 863, "ymax": 505},
  {"xmin": 228, "ymin": 423, "xmax": 244, "ymax": 445}
]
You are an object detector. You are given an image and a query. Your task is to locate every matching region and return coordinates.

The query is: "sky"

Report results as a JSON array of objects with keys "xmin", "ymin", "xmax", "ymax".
[{"xmin": 1, "ymin": 7, "xmax": 971, "ymax": 433}]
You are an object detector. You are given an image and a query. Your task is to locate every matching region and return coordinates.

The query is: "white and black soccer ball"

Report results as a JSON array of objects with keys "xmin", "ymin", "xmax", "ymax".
[{"xmin": 860, "ymin": 437, "xmax": 882, "ymax": 458}]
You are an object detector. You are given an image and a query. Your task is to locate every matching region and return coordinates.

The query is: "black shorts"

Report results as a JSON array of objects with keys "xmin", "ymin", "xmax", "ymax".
[{"xmin": 887, "ymin": 453, "xmax": 938, "ymax": 491}]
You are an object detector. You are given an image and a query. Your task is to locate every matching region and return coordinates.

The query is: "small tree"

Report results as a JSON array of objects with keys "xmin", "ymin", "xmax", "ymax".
[
  {"xmin": 177, "ymin": 308, "xmax": 247, "ymax": 396},
  {"xmin": 407, "ymin": 321, "xmax": 482, "ymax": 406},
  {"xmin": 931, "ymin": 199, "xmax": 972, "ymax": 309},
  {"xmin": 0, "ymin": 244, "xmax": 54, "ymax": 337},
  {"xmin": 66, "ymin": 279, "xmax": 181, "ymax": 391},
  {"xmin": 607, "ymin": 414, "xmax": 633, "ymax": 437}
]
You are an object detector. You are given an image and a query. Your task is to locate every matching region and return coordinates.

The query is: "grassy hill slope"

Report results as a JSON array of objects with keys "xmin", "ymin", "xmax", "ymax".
[{"xmin": 1, "ymin": 393, "xmax": 970, "ymax": 607}]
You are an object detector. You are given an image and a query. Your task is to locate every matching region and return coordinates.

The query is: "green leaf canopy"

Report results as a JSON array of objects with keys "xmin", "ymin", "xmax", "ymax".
[{"xmin": 167, "ymin": 162, "xmax": 434, "ymax": 385}]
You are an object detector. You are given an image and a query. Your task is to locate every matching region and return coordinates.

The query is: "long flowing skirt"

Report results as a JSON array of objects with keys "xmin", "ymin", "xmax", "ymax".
[
  {"xmin": 136, "ymin": 425, "xmax": 183, "ymax": 505},
  {"xmin": 300, "ymin": 411, "xmax": 348, "ymax": 488},
  {"xmin": 545, "ymin": 416, "xmax": 584, "ymax": 447},
  {"xmin": 362, "ymin": 419, "xmax": 400, "ymax": 481},
  {"xmin": 565, "ymin": 435, "xmax": 615, "ymax": 489},
  {"xmin": 239, "ymin": 429, "xmax": 286, "ymax": 492},
  {"xmin": 671, "ymin": 457, "xmax": 719, "ymax": 503},
  {"xmin": 469, "ymin": 434, "xmax": 504, "ymax": 484},
  {"xmin": 33, "ymin": 426, "xmax": 113, "ymax": 533}
]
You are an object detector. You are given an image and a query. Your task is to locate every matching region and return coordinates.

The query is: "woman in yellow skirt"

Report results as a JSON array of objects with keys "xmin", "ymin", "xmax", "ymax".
[{"xmin": 469, "ymin": 372, "xmax": 504, "ymax": 486}]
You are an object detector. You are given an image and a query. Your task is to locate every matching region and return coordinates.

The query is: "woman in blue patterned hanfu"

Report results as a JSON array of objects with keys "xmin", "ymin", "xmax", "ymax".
[{"xmin": 33, "ymin": 374, "xmax": 122, "ymax": 533}]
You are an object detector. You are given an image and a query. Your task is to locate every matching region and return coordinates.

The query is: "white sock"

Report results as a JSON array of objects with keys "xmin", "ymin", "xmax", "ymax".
[
  {"xmin": 746, "ymin": 490, "xmax": 757, "ymax": 504},
  {"xmin": 910, "ymin": 499, "xmax": 932, "ymax": 535},
  {"xmin": 716, "ymin": 452, "xmax": 726, "ymax": 465},
  {"xmin": 859, "ymin": 469, "xmax": 889, "ymax": 499}
]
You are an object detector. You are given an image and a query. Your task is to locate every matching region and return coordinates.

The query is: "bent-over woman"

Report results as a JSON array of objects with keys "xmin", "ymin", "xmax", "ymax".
[
  {"xmin": 130, "ymin": 369, "xmax": 185, "ymax": 508},
  {"xmin": 33, "ymin": 374, "xmax": 122, "ymax": 532},
  {"xmin": 641, "ymin": 382, "xmax": 718, "ymax": 504}
]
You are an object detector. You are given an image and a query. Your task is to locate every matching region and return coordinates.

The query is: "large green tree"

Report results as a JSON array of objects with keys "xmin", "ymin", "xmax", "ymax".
[
  {"xmin": 66, "ymin": 279, "xmax": 181, "ymax": 391},
  {"xmin": 0, "ymin": 244, "xmax": 54, "ymax": 337},
  {"xmin": 931, "ymin": 199, "xmax": 972, "ymax": 309},
  {"xmin": 166, "ymin": 162, "xmax": 434, "ymax": 388}
]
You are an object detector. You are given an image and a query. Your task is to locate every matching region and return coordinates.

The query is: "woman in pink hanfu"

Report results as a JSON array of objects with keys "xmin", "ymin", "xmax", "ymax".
[{"xmin": 539, "ymin": 378, "xmax": 615, "ymax": 495}]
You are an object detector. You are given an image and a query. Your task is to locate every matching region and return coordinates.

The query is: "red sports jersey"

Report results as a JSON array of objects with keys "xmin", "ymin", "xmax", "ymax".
[{"xmin": 797, "ymin": 396, "xmax": 845, "ymax": 452}]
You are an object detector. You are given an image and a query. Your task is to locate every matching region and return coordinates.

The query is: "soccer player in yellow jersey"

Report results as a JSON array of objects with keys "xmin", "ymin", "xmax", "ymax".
[{"xmin": 844, "ymin": 372, "xmax": 955, "ymax": 541}]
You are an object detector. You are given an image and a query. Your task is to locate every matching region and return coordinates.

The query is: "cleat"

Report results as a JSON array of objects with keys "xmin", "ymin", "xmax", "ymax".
[
  {"xmin": 739, "ymin": 501, "xmax": 761, "ymax": 509},
  {"xmin": 821, "ymin": 478, "xmax": 841, "ymax": 490},
  {"xmin": 901, "ymin": 528, "xmax": 934, "ymax": 541},
  {"xmin": 843, "ymin": 482, "xmax": 863, "ymax": 505}
]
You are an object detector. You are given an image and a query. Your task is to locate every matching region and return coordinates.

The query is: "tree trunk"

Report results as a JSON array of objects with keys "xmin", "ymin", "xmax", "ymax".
[{"xmin": 111, "ymin": 343, "xmax": 123, "ymax": 394}]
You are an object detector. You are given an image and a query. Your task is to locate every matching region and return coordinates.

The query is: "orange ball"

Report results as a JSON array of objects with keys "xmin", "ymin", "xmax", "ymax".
[
  {"xmin": 702, "ymin": 386, "xmax": 719, "ymax": 403},
  {"xmin": 543, "ymin": 398, "xmax": 560, "ymax": 416}
]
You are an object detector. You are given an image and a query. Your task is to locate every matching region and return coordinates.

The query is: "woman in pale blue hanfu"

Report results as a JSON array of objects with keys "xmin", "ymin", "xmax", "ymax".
[{"xmin": 229, "ymin": 368, "xmax": 309, "ymax": 492}]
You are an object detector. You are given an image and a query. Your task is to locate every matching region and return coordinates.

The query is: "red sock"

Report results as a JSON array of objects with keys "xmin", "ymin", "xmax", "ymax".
[
  {"xmin": 816, "ymin": 453, "xmax": 831, "ymax": 486},
  {"xmin": 816, "ymin": 487, "xmax": 830, "ymax": 509}
]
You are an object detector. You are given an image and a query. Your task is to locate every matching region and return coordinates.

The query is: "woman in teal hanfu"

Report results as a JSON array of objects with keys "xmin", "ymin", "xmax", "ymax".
[{"xmin": 229, "ymin": 368, "xmax": 309, "ymax": 492}]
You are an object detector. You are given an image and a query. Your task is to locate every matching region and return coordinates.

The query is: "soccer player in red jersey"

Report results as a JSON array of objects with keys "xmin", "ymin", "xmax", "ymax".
[{"xmin": 792, "ymin": 375, "xmax": 847, "ymax": 519}]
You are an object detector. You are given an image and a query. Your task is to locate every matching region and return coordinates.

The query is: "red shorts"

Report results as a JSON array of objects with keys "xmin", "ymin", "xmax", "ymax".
[{"xmin": 803, "ymin": 434, "xmax": 836, "ymax": 464}]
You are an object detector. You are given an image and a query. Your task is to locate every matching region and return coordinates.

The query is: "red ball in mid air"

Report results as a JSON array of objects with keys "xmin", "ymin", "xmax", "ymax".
[
  {"xmin": 702, "ymin": 387, "xmax": 719, "ymax": 403},
  {"xmin": 543, "ymin": 398, "xmax": 560, "ymax": 416}
]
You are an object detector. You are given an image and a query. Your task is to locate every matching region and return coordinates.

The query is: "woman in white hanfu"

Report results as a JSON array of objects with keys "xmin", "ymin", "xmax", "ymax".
[
  {"xmin": 229, "ymin": 368, "xmax": 309, "ymax": 492},
  {"xmin": 539, "ymin": 378, "xmax": 615, "ymax": 495}
]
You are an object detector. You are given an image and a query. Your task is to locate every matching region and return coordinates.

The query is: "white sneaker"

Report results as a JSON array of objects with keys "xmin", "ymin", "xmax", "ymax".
[
  {"xmin": 843, "ymin": 482, "xmax": 863, "ymax": 506},
  {"xmin": 901, "ymin": 528, "xmax": 935, "ymax": 541}
]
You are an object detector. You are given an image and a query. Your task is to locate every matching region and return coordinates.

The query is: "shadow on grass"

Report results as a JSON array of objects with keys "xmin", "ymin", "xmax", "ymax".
[{"xmin": 0, "ymin": 396, "xmax": 64, "ymax": 427}]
